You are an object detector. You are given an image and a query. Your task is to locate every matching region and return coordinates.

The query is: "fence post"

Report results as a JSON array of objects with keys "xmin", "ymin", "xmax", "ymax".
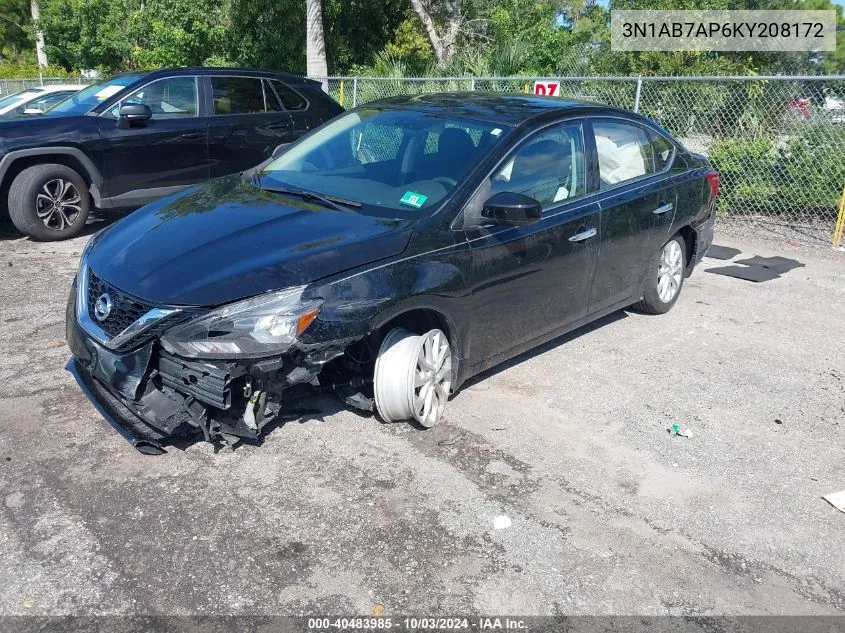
[
  {"xmin": 470, "ymin": 77, "xmax": 475, "ymax": 91},
  {"xmin": 352, "ymin": 77, "xmax": 358, "ymax": 108},
  {"xmin": 834, "ymin": 185, "xmax": 845, "ymax": 248},
  {"xmin": 339, "ymin": 80, "xmax": 344, "ymax": 107},
  {"xmin": 633, "ymin": 75, "xmax": 643, "ymax": 113}
]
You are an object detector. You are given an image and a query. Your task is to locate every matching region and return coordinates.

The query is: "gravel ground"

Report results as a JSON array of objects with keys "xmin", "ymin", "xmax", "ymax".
[{"xmin": 0, "ymin": 217, "xmax": 843, "ymax": 617}]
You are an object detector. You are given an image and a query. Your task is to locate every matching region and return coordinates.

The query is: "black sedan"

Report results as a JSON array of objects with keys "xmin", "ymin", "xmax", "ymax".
[{"xmin": 65, "ymin": 93, "xmax": 717, "ymax": 453}]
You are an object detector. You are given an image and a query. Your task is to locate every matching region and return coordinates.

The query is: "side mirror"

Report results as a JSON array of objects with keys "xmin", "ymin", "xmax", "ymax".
[
  {"xmin": 481, "ymin": 191, "xmax": 542, "ymax": 227},
  {"xmin": 117, "ymin": 104, "xmax": 152, "ymax": 129}
]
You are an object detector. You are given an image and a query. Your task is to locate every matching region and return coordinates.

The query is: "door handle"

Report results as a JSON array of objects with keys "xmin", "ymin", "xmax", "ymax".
[
  {"xmin": 181, "ymin": 132, "xmax": 205, "ymax": 139},
  {"xmin": 569, "ymin": 227, "xmax": 597, "ymax": 242},
  {"xmin": 653, "ymin": 202, "xmax": 674, "ymax": 215}
]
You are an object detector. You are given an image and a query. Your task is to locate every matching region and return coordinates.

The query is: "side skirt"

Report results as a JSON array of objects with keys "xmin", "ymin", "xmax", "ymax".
[
  {"xmin": 459, "ymin": 295, "xmax": 637, "ymax": 386},
  {"xmin": 93, "ymin": 184, "xmax": 190, "ymax": 209}
]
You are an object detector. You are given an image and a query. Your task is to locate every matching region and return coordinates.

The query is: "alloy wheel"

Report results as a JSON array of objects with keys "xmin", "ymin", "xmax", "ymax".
[
  {"xmin": 374, "ymin": 328, "xmax": 452, "ymax": 427},
  {"xmin": 657, "ymin": 239, "xmax": 684, "ymax": 303},
  {"xmin": 35, "ymin": 178, "xmax": 82, "ymax": 231}
]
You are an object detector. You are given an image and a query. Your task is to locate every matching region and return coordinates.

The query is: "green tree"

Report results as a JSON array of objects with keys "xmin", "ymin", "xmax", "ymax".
[
  {"xmin": 0, "ymin": 0, "xmax": 34, "ymax": 62},
  {"xmin": 40, "ymin": 0, "xmax": 135, "ymax": 70},
  {"xmin": 323, "ymin": 0, "xmax": 408, "ymax": 73},
  {"xmin": 40, "ymin": 0, "xmax": 228, "ymax": 71},
  {"xmin": 129, "ymin": 0, "xmax": 228, "ymax": 68}
]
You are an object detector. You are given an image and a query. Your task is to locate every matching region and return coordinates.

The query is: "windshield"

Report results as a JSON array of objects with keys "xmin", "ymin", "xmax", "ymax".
[
  {"xmin": 46, "ymin": 73, "xmax": 146, "ymax": 116},
  {"xmin": 260, "ymin": 107, "xmax": 509, "ymax": 216},
  {"xmin": 0, "ymin": 91, "xmax": 33, "ymax": 110}
]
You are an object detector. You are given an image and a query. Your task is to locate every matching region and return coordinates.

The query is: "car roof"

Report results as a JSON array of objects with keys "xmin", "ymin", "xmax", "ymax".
[
  {"xmin": 365, "ymin": 92, "xmax": 647, "ymax": 127},
  {"xmin": 139, "ymin": 67, "xmax": 317, "ymax": 85}
]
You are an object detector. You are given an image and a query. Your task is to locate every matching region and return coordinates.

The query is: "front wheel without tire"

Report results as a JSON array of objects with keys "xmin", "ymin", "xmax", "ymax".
[
  {"xmin": 632, "ymin": 235, "xmax": 687, "ymax": 315},
  {"xmin": 373, "ymin": 328, "xmax": 452, "ymax": 428},
  {"xmin": 8, "ymin": 163, "xmax": 90, "ymax": 241}
]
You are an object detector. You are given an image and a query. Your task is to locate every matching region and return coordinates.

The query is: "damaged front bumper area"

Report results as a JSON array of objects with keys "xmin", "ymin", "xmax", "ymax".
[{"xmin": 65, "ymin": 288, "xmax": 356, "ymax": 454}]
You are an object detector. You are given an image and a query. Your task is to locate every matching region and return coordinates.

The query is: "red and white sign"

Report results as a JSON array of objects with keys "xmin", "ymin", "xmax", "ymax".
[{"xmin": 533, "ymin": 81, "xmax": 559, "ymax": 96}]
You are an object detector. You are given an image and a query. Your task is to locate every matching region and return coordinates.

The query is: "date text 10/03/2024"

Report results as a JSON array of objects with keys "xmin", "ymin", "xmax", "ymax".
[{"xmin": 307, "ymin": 617, "xmax": 528, "ymax": 630}]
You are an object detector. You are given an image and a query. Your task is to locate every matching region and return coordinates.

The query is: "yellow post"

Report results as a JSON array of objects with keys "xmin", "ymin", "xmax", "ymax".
[
  {"xmin": 339, "ymin": 80, "xmax": 345, "ymax": 107},
  {"xmin": 834, "ymin": 184, "xmax": 845, "ymax": 248},
  {"xmin": 523, "ymin": 82, "xmax": 530, "ymax": 94}
]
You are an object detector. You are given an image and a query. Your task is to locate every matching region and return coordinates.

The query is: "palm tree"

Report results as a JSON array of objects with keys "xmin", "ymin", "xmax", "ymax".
[
  {"xmin": 30, "ymin": 0, "xmax": 47, "ymax": 67},
  {"xmin": 305, "ymin": 0, "xmax": 327, "ymax": 83}
]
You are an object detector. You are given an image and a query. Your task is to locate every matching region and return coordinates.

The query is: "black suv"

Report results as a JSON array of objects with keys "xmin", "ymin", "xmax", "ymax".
[{"xmin": 0, "ymin": 68, "xmax": 343, "ymax": 240}]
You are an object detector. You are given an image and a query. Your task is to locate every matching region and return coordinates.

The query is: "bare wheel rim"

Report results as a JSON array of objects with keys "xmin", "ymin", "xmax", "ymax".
[
  {"xmin": 35, "ymin": 178, "xmax": 82, "ymax": 231},
  {"xmin": 412, "ymin": 329, "xmax": 452, "ymax": 428},
  {"xmin": 657, "ymin": 239, "xmax": 683, "ymax": 303},
  {"xmin": 374, "ymin": 328, "xmax": 451, "ymax": 427}
]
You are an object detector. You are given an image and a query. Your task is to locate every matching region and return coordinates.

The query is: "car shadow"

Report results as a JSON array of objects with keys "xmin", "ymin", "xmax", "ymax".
[
  {"xmin": 460, "ymin": 309, "xmax": 629, "ymax": 390},
  {"xmin": 0, "ymin": 207, "xmax": 134, "ymax": 241}
]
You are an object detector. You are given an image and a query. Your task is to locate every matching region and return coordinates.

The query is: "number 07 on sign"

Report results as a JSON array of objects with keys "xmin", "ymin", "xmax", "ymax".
[{"xmin": 534, "ymin": 81, "xmax": 560, "ymax": 96}]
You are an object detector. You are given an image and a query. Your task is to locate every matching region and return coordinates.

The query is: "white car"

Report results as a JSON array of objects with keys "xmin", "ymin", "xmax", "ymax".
[{"xmin": 0, "ymin": 84, "xmax": 85, "ymax": 119}]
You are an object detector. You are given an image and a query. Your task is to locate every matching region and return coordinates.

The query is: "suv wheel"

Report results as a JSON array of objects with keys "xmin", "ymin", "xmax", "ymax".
[{"xmin": 8, "ymin": 164, "xmax": 90, "ymax": 241}]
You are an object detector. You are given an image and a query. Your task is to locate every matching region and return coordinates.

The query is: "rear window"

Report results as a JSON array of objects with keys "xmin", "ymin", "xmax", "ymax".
[
  {"xmin": 270, "ymin": 79, "xmax": 307, "ymax": 110},
  {"xmin": 212, "ymin": 76, "xmax": 265, "ymax": 115}
]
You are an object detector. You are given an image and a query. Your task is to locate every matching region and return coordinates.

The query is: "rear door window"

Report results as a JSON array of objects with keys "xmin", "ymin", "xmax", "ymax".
[
  {"xmin": 263, "ymin": 80, "xmax": 283, "ymax": 111},
  {"xmin": 270, "ymin": 79, "xmax": 307, "ymax": 110},
  {"xmin": 211, "ymin": 76, "xmax": 266, "ymax": 115},
  {"xmin": 592, "ymin": 120, "xmax": 656, "ymax": 188}
]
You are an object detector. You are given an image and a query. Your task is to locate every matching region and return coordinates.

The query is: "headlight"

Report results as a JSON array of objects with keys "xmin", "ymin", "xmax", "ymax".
[{"xmin": 160, "ymin": 286, "xmax": 321, "ymax": 359}]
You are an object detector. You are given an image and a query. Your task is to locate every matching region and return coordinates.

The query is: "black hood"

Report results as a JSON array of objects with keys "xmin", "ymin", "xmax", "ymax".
[
  {"xmin": 86, "ymin": 177, "xmax": 417, "ymax": 306},
  {"xmin": 0, "ymin": 114, "xmax": 90, "ymax": 145}
]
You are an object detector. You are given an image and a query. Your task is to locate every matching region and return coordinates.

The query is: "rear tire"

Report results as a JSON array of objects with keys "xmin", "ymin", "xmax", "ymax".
[
  {"xmin": 631, "ymin": 235, "xmax": 686, "ymax": 315},
  {"xmin": 8, "ymin": 164, "xmax": 90, "ymax": 241}
]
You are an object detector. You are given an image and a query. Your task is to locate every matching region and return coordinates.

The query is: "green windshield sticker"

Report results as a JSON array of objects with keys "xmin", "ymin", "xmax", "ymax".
[{"xmin": 400, "ymin": 191, "xmax": 427, "ymax": 208}]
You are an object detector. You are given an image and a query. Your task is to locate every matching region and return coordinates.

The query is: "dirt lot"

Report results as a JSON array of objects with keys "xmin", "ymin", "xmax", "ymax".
[{"xmin": 0, "ymin": 217, "xmax": 843, "ymax": 616}]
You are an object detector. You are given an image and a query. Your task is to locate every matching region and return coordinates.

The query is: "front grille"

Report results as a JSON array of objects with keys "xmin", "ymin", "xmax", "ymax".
[
  {"xmin": 85, "ymin": 269, "xmax": 191, "ymax": 353},
  {"xmin": 87, "ymin": 270, "xmax": 151, "ymax": 338}
]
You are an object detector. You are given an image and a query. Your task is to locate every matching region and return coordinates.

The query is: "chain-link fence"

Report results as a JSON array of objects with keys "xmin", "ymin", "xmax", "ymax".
[
  {"xmin": 3, "ymin": 73, "xmax": 844, "ymax": 244},
  {"xmin": 0, "ymin": 76, "xmax": 95, "ymax": 98},
  {"xmin": 318, "ymin": 75, "xmax": 845, "ymax": 245}
]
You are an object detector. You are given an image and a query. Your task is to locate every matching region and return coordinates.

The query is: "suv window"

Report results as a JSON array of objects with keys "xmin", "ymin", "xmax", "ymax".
[
  {"xmin": 212, "ymin": 76, "xmax": 265, "ymax": 115},
  {"xmin": 114, "ymin": 77, "xmax": 198, "ymax": 118},
  {"xmin": 593, "ymin": 120, "xmax": 655, "ymax": 188},
  {"xmin": 490, "ymin": 121, "xmax": 586, "ymax": 210},
  {"xmin": 263, "ymin": 80, "xmax": 283, "ymax": 112},
  {"xmin": 270, "ymin": 79, "xmax": 307, "ymax": 110}
]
